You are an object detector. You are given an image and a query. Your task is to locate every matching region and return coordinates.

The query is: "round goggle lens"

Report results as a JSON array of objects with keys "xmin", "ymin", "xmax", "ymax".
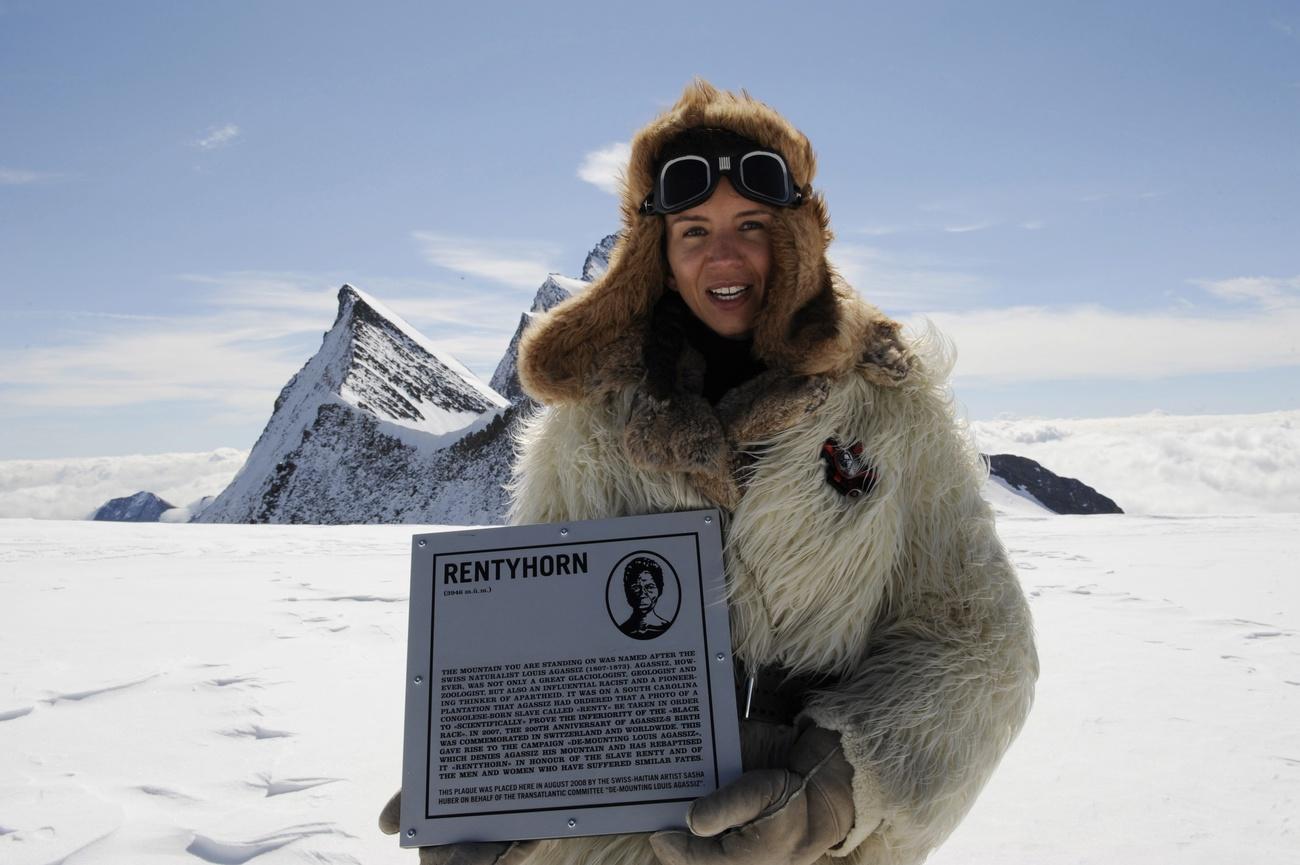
[
  {"xmin": 660, "ymin": 158, "xmax": 711, "ymax": 211},
  {"xmin": 738, "ymin": 152, "xmax": 789, "ymax": 203}
]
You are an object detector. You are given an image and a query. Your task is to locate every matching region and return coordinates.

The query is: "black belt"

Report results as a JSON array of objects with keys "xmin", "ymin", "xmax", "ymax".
[{"xmin": 734, "ymin": 660, "xmax": 841, "ymax": 726}]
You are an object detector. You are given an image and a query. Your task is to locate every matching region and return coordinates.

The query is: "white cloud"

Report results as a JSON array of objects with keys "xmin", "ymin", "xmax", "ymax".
[
  {"xmin": 0, "ymin": 272, "xmax": 523, "ymax": 417},
  {"xmin": 829, "ymin": 242, "xmax": 988, "ymax": 310},
  {"xmin": 1, "ymin": 321, "xmax": 310, "ymax": 412},
  {"xmin": 0, "ymin": 273, "xmax": 348, "ymax": 415},
  {"xmin": 944, "ymin": 221, "xmax": 996, "ymax": 234},
  {"xmin": 913, "ymin": 302, "xmax": 1300, "ymax": 383},
  {"xmin": 0, "ymin": 168, "xmax": 58, "ymax": 185},
  {"xmin": 971, "ymin": 410, "xmax": 1300, "ymax": 514},
  {"xmin": 412, "ymin": 231, "xmax": 561, "ymax": 289},
  {"xmin": 194, "ymin": 124, "xmax": 241, "ymax": 150},
  {"xmin": 179, "ymin": 272, "xmax": 340, "ymax": 314},
  {"xmin": 856, "ymin": 224, "xmax": 909, "ymax": 236},
  {"xmin": 0, "ymin": 448, "xmax": 247, "ymax": 520},
  {"xmin": 1195, "ymin": 275, "xmax": 1300, "ymax": 310},
  {"xmin": 577, "ymin": 142, "xmax": 631, "ymax": 195}
]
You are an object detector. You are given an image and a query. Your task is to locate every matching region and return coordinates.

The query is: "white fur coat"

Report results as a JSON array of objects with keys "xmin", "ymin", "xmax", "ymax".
[{"xmin": 507, "ymin": 333, "xmax": 1038, "ymax": 865}]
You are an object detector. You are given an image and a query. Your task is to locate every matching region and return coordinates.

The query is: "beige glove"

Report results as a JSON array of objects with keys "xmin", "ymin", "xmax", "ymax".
[
  {"xmin": 379, "ymin": 790, "xmax": 540, "ymax": 865},
  {"xmin": 649, "ymin": 727, "xmax": 864, "ymax": 865}
]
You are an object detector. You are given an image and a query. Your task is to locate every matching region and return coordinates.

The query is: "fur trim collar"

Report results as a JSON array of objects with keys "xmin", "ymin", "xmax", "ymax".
[{"xmin": 518, "ymin": 80, "xmax": 913, "ymax": 480}]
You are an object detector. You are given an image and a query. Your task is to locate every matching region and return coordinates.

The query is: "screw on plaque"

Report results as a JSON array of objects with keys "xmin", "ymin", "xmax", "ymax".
[
  {"xmin": 414, "ymin": 676, "xmax": 424, "ymax": 685},
  {"xmin": 418, "ymin": 539, "xmax": 426, "ymax": 547},
  {"xmin": 407, "ymin": 829, "xmax": 416, "ymax": 838},
  {"xmin": 567, "ymin": 818, "xmax": 577, "ymax": 829},
  {"xmin": 704, "ymin": 515, "xmax": 712, "ymax": 523},
  {"xmin": 560, "ymin": 528, "xmax": 569, "ymax": 536},
  {"xmin": 715, "ymin": 652, "xmax": 725, "ymax": 661}
]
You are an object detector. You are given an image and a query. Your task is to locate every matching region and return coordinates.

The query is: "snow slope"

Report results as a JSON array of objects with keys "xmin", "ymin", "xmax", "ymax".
[{"xmin": 1, "ymin": 514, "xmax": 1295, "ymax": 864}]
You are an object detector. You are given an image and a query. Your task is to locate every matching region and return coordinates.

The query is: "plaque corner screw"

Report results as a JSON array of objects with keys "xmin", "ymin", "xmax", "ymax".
[
  {"xmin": 567, "ymin": 818, "xmax": 577, "ymax": 829},
  {"xmin": 715, "ymin": 652, "xmax": 725, "ymax": 662},
  {"xmin": 560, "ymin": 527, "xmax": 569, "ymax": 536},
  {"xmin": 413, "ymin": 675, "xmax": 424, "ymax": 685},
  {"xmin": 704, "ymin": 515, "xmax": 712, "ymax": 524},
  {"xmin": 406, "ymin": 829, "xmax": 416, "ymax": 838},
  {"xmin": 417, "ymin": 539, "xmax": 427, "ymax": 547}
]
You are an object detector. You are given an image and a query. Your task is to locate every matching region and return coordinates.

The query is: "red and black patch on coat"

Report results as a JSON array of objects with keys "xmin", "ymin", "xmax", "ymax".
[{"xmin": 820, "ymin": 438, "xmax": 878, "ymax": 498}]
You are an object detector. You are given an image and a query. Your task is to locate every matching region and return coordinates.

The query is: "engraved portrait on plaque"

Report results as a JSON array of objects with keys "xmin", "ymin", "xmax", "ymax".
[{"xmin": 607, "ymin": 551, "xmax": 681, "ymax": 641}]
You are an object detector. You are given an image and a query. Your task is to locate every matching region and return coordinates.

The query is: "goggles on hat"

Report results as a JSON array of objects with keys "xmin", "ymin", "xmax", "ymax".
[{"xmin": 639, "ymin": 149, "xmax": 804, "ymax": 215}]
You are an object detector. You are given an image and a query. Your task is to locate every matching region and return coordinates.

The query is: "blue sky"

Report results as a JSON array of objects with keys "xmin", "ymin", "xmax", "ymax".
[{"xmin": 2, "ymin": 0, "xmax": 1298, "ymax": 458}]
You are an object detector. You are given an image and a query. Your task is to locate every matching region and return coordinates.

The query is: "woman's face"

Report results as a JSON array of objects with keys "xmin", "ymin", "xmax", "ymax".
[
  {"xmin": 629, "ymin": 571, "xmax": 660, "ymax": 613},
  {"xmin": 664, "ymin": 177, "xmax": 774, "ymax": 340}
]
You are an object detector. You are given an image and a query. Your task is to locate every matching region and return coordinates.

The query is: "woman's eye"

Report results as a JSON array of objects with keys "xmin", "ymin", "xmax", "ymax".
[
  {"xmin": 682, "ymin": 226, "xmax": 705, "ymax": 238},
  {"xmin": 741, "ymin": 220, "xmax": 768, "ymax": 231}
]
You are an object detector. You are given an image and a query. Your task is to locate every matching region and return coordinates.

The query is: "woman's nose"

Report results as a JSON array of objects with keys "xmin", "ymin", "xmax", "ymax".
[{"xmin": 704, "ymin": 232, "xmax": 743, "ymax": 262}]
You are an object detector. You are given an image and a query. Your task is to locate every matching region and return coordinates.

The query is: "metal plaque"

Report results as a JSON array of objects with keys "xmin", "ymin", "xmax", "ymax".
[{"xmin": 400, "ymin": 509, "xmax": 741, "ymax": 847}]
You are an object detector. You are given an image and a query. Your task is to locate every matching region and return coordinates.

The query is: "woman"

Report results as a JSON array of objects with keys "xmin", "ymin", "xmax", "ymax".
[{"xmin": 384, "ymin": 80, "xmax": 1037, "ymax": 865}]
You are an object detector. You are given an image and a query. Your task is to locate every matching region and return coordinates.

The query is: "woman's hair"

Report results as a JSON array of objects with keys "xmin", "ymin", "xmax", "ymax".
[{"xmin": 622, "ymin": 556, "xmax": 665, "ymax": 599}]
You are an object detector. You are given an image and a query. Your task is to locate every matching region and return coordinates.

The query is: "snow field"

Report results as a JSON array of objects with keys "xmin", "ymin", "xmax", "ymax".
[{"xmin": 1, "ymin": 515, "xmax": 1296, "ymax": 864}]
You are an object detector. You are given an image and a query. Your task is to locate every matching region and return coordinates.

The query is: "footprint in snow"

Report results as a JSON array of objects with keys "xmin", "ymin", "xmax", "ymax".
[
  {"xmin": 282, "ymin": 594, "xmax": 404, "ymax": 603},
  {"xmin": 186, "ymin": 823, "xmax": 336, "ymax": 864},
  {"xmin": 222, "ymin": 724, "xmax": 293, "ymax": 740},
  {"xmin": 0, "ymin": 705, "xmax": 34, "ymax": 722},
  {"xmin": 138, "ymin": 784, "xmax": 200, "ymax": 801},
  {"xmin": 206, "ymin": 675, "xmax": 262, "ymax": 688},
  {"xmin": 250, "ymin": 773, "xmax": 343, "ymax": 797},
  {"xmin": 44, "ymin": 673, "xmax": 160, "ymax": 705}
]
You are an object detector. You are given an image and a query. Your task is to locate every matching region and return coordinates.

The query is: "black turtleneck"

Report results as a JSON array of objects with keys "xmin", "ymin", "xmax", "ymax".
[{"xmin": 680, "ymin": 305, "xmax": 767, "ymax": 405}]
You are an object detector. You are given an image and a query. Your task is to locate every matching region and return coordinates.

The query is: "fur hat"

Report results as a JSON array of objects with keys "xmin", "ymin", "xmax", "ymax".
[{"xmin": 518, "ymin": 79, "xmax": 911, "ymax": 406}]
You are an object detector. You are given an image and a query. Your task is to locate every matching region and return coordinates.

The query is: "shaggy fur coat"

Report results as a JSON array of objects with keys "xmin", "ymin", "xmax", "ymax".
[{"xmin": 509, "ymin": 81, "xmax": 1038, "ymax": 865}]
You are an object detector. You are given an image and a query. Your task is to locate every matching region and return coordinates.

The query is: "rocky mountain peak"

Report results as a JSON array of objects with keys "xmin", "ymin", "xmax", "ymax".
[
  {"xmin": 335, "ymin": 284, "xmax": 503, "ymax": 431},
  {"xmin": 490, "ymin": 236, "xmax": 614, "ymax": 403},
  {"xmin": 195, "ymin": 284, "xmax": 505, "ymax": 524},
  {"xmin": 581, "ymin": 233, "xmax": 620, "ymax": 282},
  {"xmin": 92, "ymin": 491, "xmax": 174, "ymax": 522}
]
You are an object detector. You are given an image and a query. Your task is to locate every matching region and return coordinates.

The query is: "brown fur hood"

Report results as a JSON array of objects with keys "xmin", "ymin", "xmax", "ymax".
[{"xmin": 518, "ymin": 79, "xmax": 912, "ymax": 406}]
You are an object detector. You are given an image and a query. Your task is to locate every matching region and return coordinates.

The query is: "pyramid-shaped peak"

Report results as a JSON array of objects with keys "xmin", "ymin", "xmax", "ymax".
[{"xmin": 197, "ymin": 284, "xmax": 507, "ymax": 524}]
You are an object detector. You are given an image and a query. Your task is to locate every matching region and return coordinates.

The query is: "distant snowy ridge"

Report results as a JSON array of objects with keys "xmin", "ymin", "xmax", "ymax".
[
  {"xmin": 490, "ymin": 234, "xmax": 616, "ymax": 403},
  {"xmin": 489, "ymin": 274, "xmax": 588, "ymax": 403},
  {"xmin": 91, "ymin": 491, "xmax": 174, "ymax": 522},
  {"xmin": 987, "ymin": 453, "xmax": 1121, "ymax": 514},
  {"xmin": 195, "ymin": 285, "xmax": 508, "ymax": 524},
  {"xmin": 581, "ymin": 232, "xmax": 619, "ymax": 281}
]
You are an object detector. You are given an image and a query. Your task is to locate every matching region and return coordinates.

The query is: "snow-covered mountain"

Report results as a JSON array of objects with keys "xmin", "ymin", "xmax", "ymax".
[
  {"xmin": 489, "ymin": 234, "xmax": 617, "ymax": 404},
  {"xmin": 581, "ymin": 232, "xmax": 619, "ymax": 281},
  {"xmin": 489, "ymin": 274, "xmax": 587, "ymax": 404},
  {"xmin": 196, "ymin": 285, "xmax": 507, "ymax": 524},
  {"xmin": 987, "ymin": 454, "xmax": 1122, "ymax": 514}
]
